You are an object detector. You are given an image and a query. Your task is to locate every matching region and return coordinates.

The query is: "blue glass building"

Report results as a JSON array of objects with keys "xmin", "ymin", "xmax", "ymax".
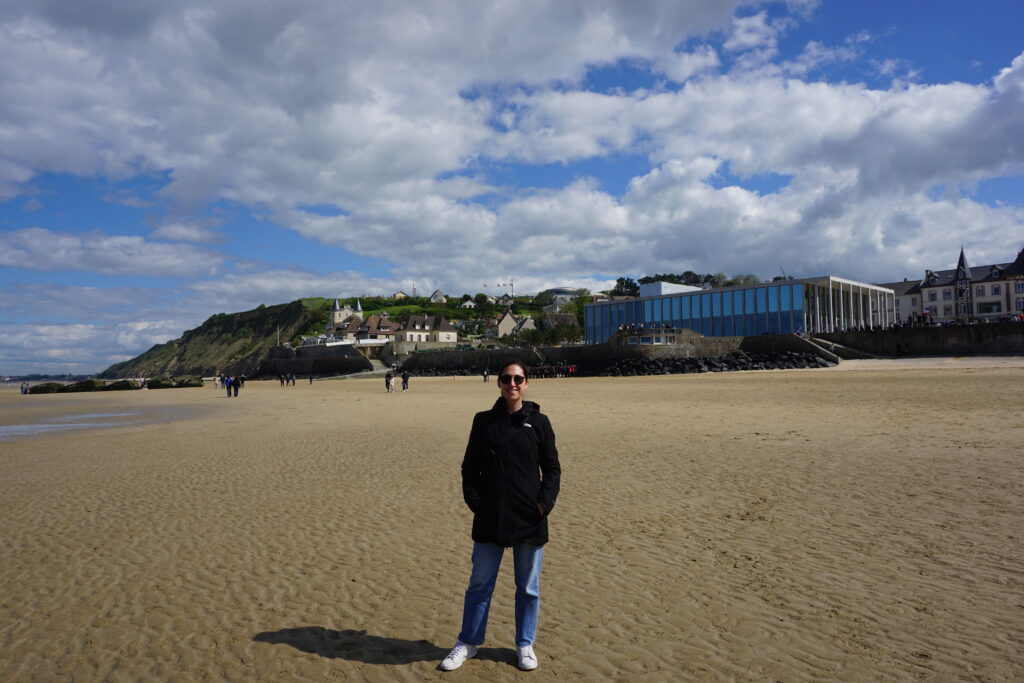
[{"xmin": 584, "ymin": 276, "xmax": 895, "ymax": 345}]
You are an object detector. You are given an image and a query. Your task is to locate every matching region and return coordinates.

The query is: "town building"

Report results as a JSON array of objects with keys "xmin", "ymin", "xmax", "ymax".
[
  {"xmin": 397, "ymin": 315, "xmax": 458, "ymax": 343},
  {"xmin": 539, "ymin": 287, "xmax": 588, "ymax": 305},
  {"xmin": 326, "ymin": 299, "xmax": 361, "ymax": 333},
  {"xmin": 487, "ymin": 311, "xmax": 535, "ymax": 339},
  {"xmin": 540, "ymin": 312, "xmax": 581, "ymax": 333},
  {"xmin": 354, "ymin": 314, "xmax": 402, "ymax": 342},
  {"xmin": 429, "ymin": 289, "xmax": 447, "ymax": 304},
  {"xmin": 878, "ymin": 247, "xmax": 1024, "ymax": 324},
  {"xmin": 638, "ymin": 281, "xmax": 702, "ymax": 297},
  {"xmin": 584, "ymin": 276, "xmax": 895, "ymax": 344}
]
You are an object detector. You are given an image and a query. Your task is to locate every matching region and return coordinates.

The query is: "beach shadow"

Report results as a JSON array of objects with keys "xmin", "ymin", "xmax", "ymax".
[{"xmin": 253, "ymin": 626, "xmax": 513, "ymax": 666}]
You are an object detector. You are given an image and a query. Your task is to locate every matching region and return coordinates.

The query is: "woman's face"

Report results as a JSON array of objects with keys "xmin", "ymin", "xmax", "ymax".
[{"xmin": 498, "ymin": 364, "xmax": 528, "ymax": 405}]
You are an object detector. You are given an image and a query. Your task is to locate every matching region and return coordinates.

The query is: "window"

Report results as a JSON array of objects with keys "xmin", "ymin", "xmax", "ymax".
[
  {"xmin": 942, "ymin": 289, "xmax": 952, "ymax": 300},
  {"xmin": 992, "ymin": 285, "xmax": 1001, "ymax": 295},
  {"xmin": 1016, "ymin": 281, "xmax": 1024, "ymax": 294},
  {"xmin": 943, "ymin": 304, "xmax": 952, "ymax": 316},
  {"xmin": 911, "ymin": 297, "xmax": 917, "ymax": 306},
  {"xmin": 928, "ymin": 291, "xmax": 937, "ymax": 301},
  {"xmin": 976, "ymin": 286, "xmax": 985, "ymax": 296},
  {"xmin": 895, "ymin": 299, "xmax": 901, "ymax": 309},
  {"xmin": 977, "ymin": 302, "xmax": 1001, "ymax": 314},
  {"xmin": 1017, "ymin": 299, "xmax": 1024, "ymax": 312}
]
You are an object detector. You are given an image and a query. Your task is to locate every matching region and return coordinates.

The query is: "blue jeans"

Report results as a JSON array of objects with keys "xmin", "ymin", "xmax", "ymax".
[{"xmin": 458, "ymin": 541, "xmax": 544, "ymax": 647}]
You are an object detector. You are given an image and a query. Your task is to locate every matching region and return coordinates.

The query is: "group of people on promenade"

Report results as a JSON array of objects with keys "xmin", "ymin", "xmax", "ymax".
[
  {"xmin": 526, "ymin": 363, "xmax": 577, "ymax": 379},
  {"xmin": 383, "ymin": 370, "xmax": 411, "ymax": 393},
  {"xmin": 217, "ymin": 374, "xmax": 244, "ymax": 397}
]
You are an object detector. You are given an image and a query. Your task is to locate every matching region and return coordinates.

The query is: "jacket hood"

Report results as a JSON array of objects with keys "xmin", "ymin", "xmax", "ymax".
[{"xmin": 490, "ymin": 397, "xmax": 540, "ymax": 415}]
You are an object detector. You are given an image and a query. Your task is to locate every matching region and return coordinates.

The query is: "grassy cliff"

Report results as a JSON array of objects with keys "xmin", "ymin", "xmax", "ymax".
[{"xmin": 99, "ymin": 300, "xmax": 329, "ymax": 379}]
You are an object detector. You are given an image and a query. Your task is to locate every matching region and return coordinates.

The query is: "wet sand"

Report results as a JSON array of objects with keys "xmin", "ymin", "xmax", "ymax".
[{"xmin": 1, "ymin": 359, "xmax": 1022, "ymax": 680}]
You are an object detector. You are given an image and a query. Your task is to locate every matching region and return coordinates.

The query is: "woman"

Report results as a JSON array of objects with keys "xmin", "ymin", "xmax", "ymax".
[{"xmin": 439, "ymin": 361, "xmax": 561, "ymax": 672}]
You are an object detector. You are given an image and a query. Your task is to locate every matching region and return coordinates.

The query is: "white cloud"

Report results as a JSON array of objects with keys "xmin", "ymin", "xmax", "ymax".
[
  {"xmin": 0, "ymin": 284, "xmax": 162, "ymax": 322},
  {"xmin": 722, "ymin": 10, "xmax": 794, "ymax": 58},
  {"xmin": 656, "ymin": 45, "xmax": 721, "ymax": 83},
  {"xmin": 103, "ymin": 191, "xmax": 154, "ymax": 208},
  {"xmin": 1, "ymin": 2, "xmax": 1023, "ymax": 374},
  {"xmin": 0, "ymin": 319, "xmax": 183, "ymax": 375},
  {"xmin": 151, "ymin": 221, "xmax": 223, "ymax": 244},
  {"xmin": 0, "ymin": 0, "xmax": 749, "ymax": 209},
  {"xmin": 783, "ymin": 40, "xmax": 859, "ymax": 76},
  {"xmin": 0, "ymin": 228, "xmax": 225, "ymax": 276}
]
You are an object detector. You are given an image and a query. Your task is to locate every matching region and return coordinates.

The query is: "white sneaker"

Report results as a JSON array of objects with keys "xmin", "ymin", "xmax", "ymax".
[
  {"xmin": 517, "ymin": 644, "xmax": 538, "ymax": 671},
  {"xmin": 439, "ymin": 642, "xmax": 477, "ymax": 671}
]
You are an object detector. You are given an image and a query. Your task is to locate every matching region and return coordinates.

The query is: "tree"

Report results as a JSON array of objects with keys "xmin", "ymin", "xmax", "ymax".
[
  {"xmin": 703, "ymin": 272, "xmax": 728, "ymax": 288},
  {"xmin": 552, "ymin": 324, "xmax": 582, "ymax": 344},
  {"xmin": 611, "ymin": 277, "xmax": 639, "ymax": 296},
  {"xmin": 532, "ymin": 291, "xmax": 554, "ymax": 307},
  {"xmin": 726, "ymin": 274, "xmax": 761, "ymax": 286},
  {"xmin": 474, "ymin": 293, "xmax": 495, "ymax": 318},
  {"xmin": 635, "ymin": 271, "xmax": 762, "ymax": 288},
  {"xmin": 559, "ymin": 295, "xmax": 592, "ymax": 328}
]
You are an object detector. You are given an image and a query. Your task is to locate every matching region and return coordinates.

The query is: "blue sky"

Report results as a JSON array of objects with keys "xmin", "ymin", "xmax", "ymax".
[{"xmin": 1, "ymin": 0, "xmax": 1023, "ymax": 375}]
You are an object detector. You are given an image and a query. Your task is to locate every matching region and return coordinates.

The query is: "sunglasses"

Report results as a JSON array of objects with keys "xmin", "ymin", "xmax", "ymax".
[{"xmin": 499, "ymin": 374, "xmax": 527, "ymax": 385}]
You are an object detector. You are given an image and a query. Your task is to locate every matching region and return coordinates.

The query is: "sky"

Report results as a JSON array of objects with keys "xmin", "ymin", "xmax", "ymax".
[{"xmin": 1, "ymin": 0, "xmax": 1023, "ymax": 375}]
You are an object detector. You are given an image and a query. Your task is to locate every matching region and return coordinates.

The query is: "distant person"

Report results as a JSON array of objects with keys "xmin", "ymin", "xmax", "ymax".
[
  {"xmin": 233, "ymin": 377, "xmax": 240, "ymax": 397},
  {"xmin": 483, "ymin": 368, "xmax": 489, "ymax": 382},
  {"xmin": 439, "ymin": 361, "xmax": 561, "ymax": 672},
  {"xmin": 401, "ymin": 370, "xmax": 410, "ymax": 392},
  {"xmin": 225, "ymin": 376, "xmax": 233, "ymax": 398},
  {"xmin": 385, "ymin": 371, "xmax": 394, "ymax": 393}
]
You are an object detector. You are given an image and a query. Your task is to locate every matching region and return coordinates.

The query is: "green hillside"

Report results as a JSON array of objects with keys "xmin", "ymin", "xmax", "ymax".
[
  {"xmin": 99, "ymin": 300, "xmax": 327, "ymax": 379},
  {"xmin": 97, "ymin": 292, "xmax": 562, "ymax": 379}
]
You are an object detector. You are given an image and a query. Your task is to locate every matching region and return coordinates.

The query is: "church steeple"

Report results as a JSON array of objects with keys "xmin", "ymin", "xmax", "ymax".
[
  {"xmin": 955, "ymin": 246, "xmax": 971, "ymax": 280},
  {"xmin": 954, "ymin": 246, "xmax": 973, "ymax": 323}
]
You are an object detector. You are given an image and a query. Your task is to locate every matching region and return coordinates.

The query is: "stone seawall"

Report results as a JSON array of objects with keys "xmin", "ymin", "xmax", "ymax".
[
  {"xmin": 405, "ymin": 336, "xmax": 777, "ymax": 372},
  {"xmin": 257, "ymin": 343, "xmax": 372, "ymax": 377},
  {"xmin": 257, "ymin": 333, "xmax": 852, "ymax": 377},
  {"xmin": 820, "ymin": 322, "xmax": 1024, "ymax": 356},
  {"xmin": 740, "ymin": 334, "xmax": 840, "ymax": 364},
  {"xmin": 400, "ymin": 347, "xmax": 544, "ymax": 371}
]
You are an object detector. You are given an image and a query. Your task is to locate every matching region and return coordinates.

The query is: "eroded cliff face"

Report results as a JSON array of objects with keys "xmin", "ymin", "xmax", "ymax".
[{"xmin": 99, "ymin": 300, "xmax": 324, "ymax": 379}]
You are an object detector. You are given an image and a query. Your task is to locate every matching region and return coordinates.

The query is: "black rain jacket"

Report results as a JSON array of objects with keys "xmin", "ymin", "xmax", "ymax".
[{"xmin": 461, "ymin": 398, "xmax": 561, "ymax": 547}]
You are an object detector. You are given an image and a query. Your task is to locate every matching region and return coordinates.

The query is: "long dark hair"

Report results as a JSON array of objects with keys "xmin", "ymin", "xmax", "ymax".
[{"xmin": 497, "ymin": 360, "xmax": 528, "ymax": 379}]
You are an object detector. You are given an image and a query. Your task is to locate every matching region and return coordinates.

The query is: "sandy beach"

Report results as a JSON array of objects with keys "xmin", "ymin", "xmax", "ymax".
[{"xmin": 2, "ymin": 358, "xmax": 1022, "ymax": 681}]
